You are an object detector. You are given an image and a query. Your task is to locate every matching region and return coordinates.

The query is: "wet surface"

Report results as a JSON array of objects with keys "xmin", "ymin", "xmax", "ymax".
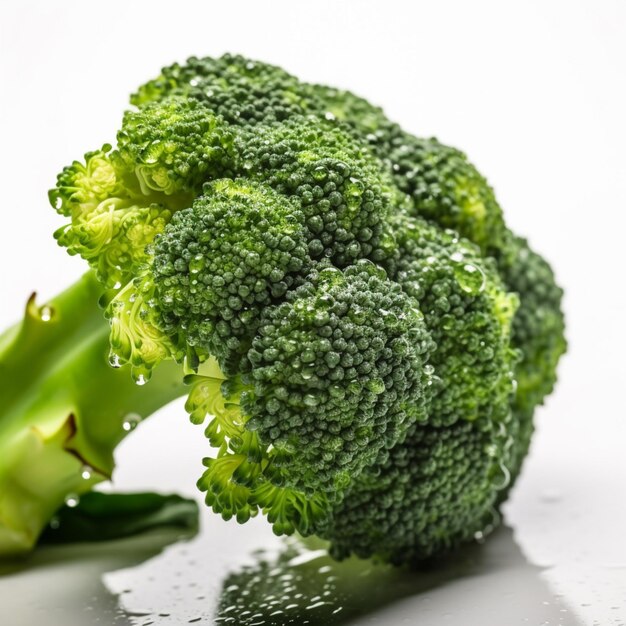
[
  {"xmin": 207, "ymin": 528, "xmax": 577, "ymax": 626},
  {"xmin": 0, "ymin": 519, "xmax": 582, "ymax": 626},
  {"xmin": 0, "ymin": 529, "xmax": 191, "ymax": 626}
]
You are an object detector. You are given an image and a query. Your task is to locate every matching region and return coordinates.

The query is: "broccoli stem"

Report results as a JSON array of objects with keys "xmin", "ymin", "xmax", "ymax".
[{"xmin": 0, "ymin": 272, "xmax": 188, "ymax": 556}]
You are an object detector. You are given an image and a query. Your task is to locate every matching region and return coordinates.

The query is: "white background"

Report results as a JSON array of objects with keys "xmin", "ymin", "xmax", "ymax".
[{"xmin": 1, "ymin": 1, "xmax": 625, "ymax": 625}]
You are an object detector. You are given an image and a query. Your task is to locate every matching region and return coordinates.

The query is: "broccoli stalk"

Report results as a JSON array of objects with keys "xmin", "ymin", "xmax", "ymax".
[{"xmin": 0, "ymin": 272, "xmax": 216, "ymax": 555}]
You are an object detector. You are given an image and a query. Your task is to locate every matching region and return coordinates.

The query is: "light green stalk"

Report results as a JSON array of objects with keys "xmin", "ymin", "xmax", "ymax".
[{"xmin": 0, "ymin": 272, "xmax": 188, "ymax": 556}]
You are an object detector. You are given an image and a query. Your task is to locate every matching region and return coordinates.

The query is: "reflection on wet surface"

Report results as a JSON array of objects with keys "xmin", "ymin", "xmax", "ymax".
[
  {"xmin": 210, "ymin": 528, "xmax": 580, "ymax": 626},
  {"xmin": 0, "ymin": 528, "xmax": 196, "ymax": 626},
  {"xmin": 105, "ymin": 523, "xmax": 581, "ymax": 626},
  {"xmin": 0, "ymin": 510, "xmax": 584, "ymax": 626}
]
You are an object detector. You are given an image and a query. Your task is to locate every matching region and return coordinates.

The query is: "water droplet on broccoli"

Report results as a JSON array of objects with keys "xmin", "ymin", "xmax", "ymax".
[
  {"xmin": 39, "ymin": 305, "xmax": 54, "ymax": 322},
  {"xmin": 65, "ymin": 494, "xmax": 80, "ymax": 508},
  {"xmin": 123, "ymin": 414, "xmax": 141, "ymax": 431},
  {"xmin": 453, "ymin": 261, "xmax": 486, "ymax": 294},
  {"xmin": 493, "ymin": 462, "xmax": 511, "ymax": 491},
  {"xmin": 108, "ymin": 352, "xmax": 121, "ymax": 368}
]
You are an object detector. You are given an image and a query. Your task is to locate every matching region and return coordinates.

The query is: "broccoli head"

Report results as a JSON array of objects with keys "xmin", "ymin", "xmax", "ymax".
[{"xmin": 0, "ymin": 54, "xmax": 565, "ymax": 564}]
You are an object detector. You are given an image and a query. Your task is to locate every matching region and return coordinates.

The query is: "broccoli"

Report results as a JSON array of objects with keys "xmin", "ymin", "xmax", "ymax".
[{"xmin": 0, "ymin": 54, "xmax": 565, "ymax": 563}]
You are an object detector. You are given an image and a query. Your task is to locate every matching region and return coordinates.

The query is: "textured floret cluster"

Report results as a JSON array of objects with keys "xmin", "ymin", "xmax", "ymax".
[
  {"xmin": 48, "ymin": 54, "xmax": 566, "ymax": 564},
  {"xmin": 243, "ymin": 261, "xmax": 432, "ymax": 495},
  {"xmin": 153, "ymin": 180, "xmax": 309, "ymax": 373}
]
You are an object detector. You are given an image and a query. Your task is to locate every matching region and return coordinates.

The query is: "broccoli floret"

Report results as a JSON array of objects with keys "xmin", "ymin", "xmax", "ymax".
[
  {"xmin": 301, "ymin": 90, "xmax": 508, "ymax": 255},
  {"xmin": 497, "ymin": 233, "xmax": 567, "ymax": 481},
  {"xmin": 152, "ymin": 179, "xmax": 309, "ymax": 374},
  {"xmin": 235, "ymin": 116, "xmax": 401, "ymax": 266},
  {"xmin": 50, "ymin": 98, "xmax": 234, "ymax": 290},
  {"xmin": 386, "ymin": 134, "xmax": 508, "ymax": 255},
  {"xmin": 190, "ymin": 261, "xmax": 433, "ymax": 536},
  {"xmin": 115, "ymin": 97, "xmax": 235, "ymax": 196},
  {"xmin": 0, "ymin": 54, "xmax": 565, "ymax": 562},
  {"xmin": 385, "ymin": 213, "xmax": 519, "ymax": 426},
  {"xmin": 499, "ymin": 233, "xmax": 566, "ymax": 417},
  {"xmin": 319, "ymin": 215, "xmax": 519, "ymax": 563},
  {"xmin": 243, "ymin": 261, "xmax": 433, "ymax": 497},
  {"xmin": 132, "ymin": 53, "xmax": 311, "ymax": 125},
  {"xmin": 324, "ymin": 417, "xmax": 513, "ymax": 564}
]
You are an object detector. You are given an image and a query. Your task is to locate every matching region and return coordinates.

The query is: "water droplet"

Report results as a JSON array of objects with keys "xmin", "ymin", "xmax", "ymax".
[
  {"xmin": 366, "ymin": 378, "xmax": 385, "ymax": 394},
  {"xmin": 304, "ymin": 394, "xmax": 319, "ymax": 407},
  {"xmin": 65, "ymin": 494, "xmax": 80, "ymax": 508},
  {"xmin": 380, "ymin": 309, "xmax": 398, "ymax": 327},
  {"xmin": 39, "ymin": 305, "xmax": 54, "ymax": 322},
  {"xmin": 314, "ymin": 310, "xmax": 330, "ymax": 325},
  {"xmin": 485, "ymin": 444, "xmax": 498, "ymax": 458},
  {"xmin": 189, "ymin": 254, "xmax": 205, "ymax": 274},
  {"xmin": 49, "ymin": 516, "xmax": 60, "ymax": 529},
  {"xmin": 493, "ymin": 462, "xmax": 511, "ymax": 490},
  {"xmin": 453, "ymin": 261, "xmax": 486, "ymax": 295},
  {"xmin": 123, "ymin": 413, "xmax": 141, "ymax": 431},
  {"xmin": 312, "ymin": 166, "xmax": 328, "ymax": 181},
  {"xmin": 301, "ymin": 349, "xmax": 316, "ymax": 364},
  {"xmin": 301, "ymin": 367, "xmax": 315, "ymax": 381},
  {"xmin": 81, "ymin": 465, "xmax": 93, "ymax": 480},
  {"xmin": 108, "ymin": 352, "xmax": 121, "ymax": 368}
]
